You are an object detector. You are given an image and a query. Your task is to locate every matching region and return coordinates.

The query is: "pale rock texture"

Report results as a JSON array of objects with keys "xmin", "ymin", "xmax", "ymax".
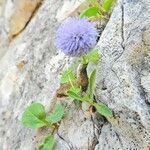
[
  {"xmin": 0, "ymin": 0, "xmax": 4, "ymax": 16},
  {"xmin": 95, "ymin": 0, "xmax": 150, "ymax": 149},
  {"xmin": 56, "ymin": 0, "xmax": 86, "ymax": 22},
  {"xmin": 8, "ymin": 0, "xmax": 42, "ymax": 39},
  {"xmin": 0, "ymin": 0, "xmax": 150, "ymax": 150}
]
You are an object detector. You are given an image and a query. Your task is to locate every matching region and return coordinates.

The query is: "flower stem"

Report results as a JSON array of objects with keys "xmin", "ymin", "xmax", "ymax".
[
  {"xmin": 66, "ymin": 61, "xmax": 75, "ymax": 89},
  {"xmin": 68, "ymin": 74, "xmax": 75, "ymax": 89},
  {"xmin": 81, "ymin": 56, "xmax": 87, "ymax": 64}
]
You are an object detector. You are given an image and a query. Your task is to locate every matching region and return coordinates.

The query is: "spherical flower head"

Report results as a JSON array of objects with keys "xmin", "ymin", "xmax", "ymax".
[{"xmin": 56, "ymin": 17, "xmax": 98, "ymax": 56}]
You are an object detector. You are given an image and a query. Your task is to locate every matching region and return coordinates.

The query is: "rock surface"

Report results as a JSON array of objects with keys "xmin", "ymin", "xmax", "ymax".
[
  {"xmin": 0, "ymin": 0, "xmax": 150, "ymax": 150},
  {"xmin": 95, "ymin": 0, "xmax": 150, "ymax": 149}
]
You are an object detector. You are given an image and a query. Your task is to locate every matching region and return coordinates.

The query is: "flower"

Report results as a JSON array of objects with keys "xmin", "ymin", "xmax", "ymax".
[{"xmin": 56, "ymin": 17, "xmax": 98, "ymax": 56}]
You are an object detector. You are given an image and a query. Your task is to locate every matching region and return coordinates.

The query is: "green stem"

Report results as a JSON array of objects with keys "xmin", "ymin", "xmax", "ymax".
[
  {"xmin": 51, "ymin": 127, "xmax": 56, "ymax": 135},
  {"xmin": 66, "ymin": 62, "xmax": 75, "ymax": 89},
  {"xmin": 81, "ymin": 56, "xmax": 87, "ymax": 65},
  {"xmin": 68, "ymin": 74, "xmax": 75, "ymax": 89}
]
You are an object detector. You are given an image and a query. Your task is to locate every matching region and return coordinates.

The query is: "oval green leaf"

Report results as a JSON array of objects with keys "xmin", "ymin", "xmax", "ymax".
[
  {"xmin": 67, "ymin": 90, "xmax": 83, "ymax": 102},
  {"xmin": 38, "ymin": 135, "xmax": 55, "ymax": 150},
  {"xmin": 68, "ymin": 86, "xmax": 80, "ymax": 95},
  {"xmin": 89, "ymin": 69, "xmax": 96, "ymax": 101},
  {"xmin": 60, "ymin": 64, "xmax": 78, "ymax": 84},
  {"xmin": 61, "ymin": 69, "xmax": 76, "ymax": 84},
  {"xmin": 80, "ymin": 7, "xmax": 99, "ymax": 18},
  {"xmin": 83, "ymin": 49, "xmax": 100, "ymax": 64},
  {"xmin": 94, "ymin": 103, "xmax": 113, "ymax": 117},
  {"xmin": 102, "ymin": 0, "xmax": 113, "ymax": 12},
  {"xmin": 21, "ymin": 103, "xmax": 47, "ymax": 128},
  {"xmin": 47, "ymin": 103, "xmax": 64, "ymax": 124}
]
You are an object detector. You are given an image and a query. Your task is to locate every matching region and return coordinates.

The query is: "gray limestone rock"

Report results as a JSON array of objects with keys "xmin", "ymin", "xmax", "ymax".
[{"xmin": 95, "ymin": 0, "xmax": 150, "ymax": 149}]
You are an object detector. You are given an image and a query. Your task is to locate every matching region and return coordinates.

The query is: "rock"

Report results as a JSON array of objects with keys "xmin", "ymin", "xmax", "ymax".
[
  {"xmin": 8, "ymin": 0, "xmax": 43, "ymax": 40},
  {"xmin": 56, "ymin": 0, "xmax": 86, "ymax": 22},
  {"xmin": 95, "ymin": 0, "xmax": 150, "ymax": 149},
  {"xmin": 0, "ymin": 0, "xmax": 4, "ymax": 16},
  {"xmin": 0, "ymin": 0, "xmax": 150, "ymax": 149},
  {"xmin": 0, "ymin": 0, "xmax": 13, "ymax": 58},
  {"xmin": 141, "ymin": 74, "xmax": 150, "ymax": 95},
  {"xmin": 0, "ymin": 17, "xmax": 8, "ymax": 59}
]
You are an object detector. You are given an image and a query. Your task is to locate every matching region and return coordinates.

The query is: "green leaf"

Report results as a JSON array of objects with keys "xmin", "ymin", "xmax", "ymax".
[
  {"xmin": 89, "ymin": 69, "xmax": 96, "ymax": 101},
  {"xmin": 68, "ymin": 87, "xmax": 83, "ymax": 106},
  {"xmin": 61, "ymin": 68, "xmax": 76, "ymax": 84},
  {"xmin": 82, "ymin": 49, "xmax": 100, "ymax": 64},
  {"xmin": 102, "ymin": 0, "xmax": 113, "ymax": 12},
  {"xmin": 87, "ymin": 0, "xmax": 98, "ymax": 5},
  {"xmin": 94, "ymin": 103, "xmax": 113, "ymax": 117},
  {"xmin": 80, "ymin": 7, "xmax": 99, "ymax": 18},
  {"xmin": 67, "ymin": 90, "xmax": 83, "ymax": 102},
  {"xmin": 82, "ymin": 95, "xmax": 91, "ymax": 103},
  {"xmin": 87, "ymin": 49, "xmax": 100, "ymax": 63},
  {"xmin": 47, "ymin": 103, "xmax": 64, "ymax": 124},
  {"xmin": 61, "ymin": 67, "xmax": 76, "ymax": 84},
  {"xmin": 38, "ymin": 135, "xmax": 55, "ymax": 150},
  {"xmin": 68, "ymin": 86, "xmax": 80, "ymax": 94},
  {"xmin": 21, "ymin": 103, "xmax": 47, "ymax": 128}
]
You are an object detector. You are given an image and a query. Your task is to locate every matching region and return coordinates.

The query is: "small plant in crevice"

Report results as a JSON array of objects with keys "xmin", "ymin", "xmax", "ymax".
[
  {"xmin": 56, "ymin": 17, "xmax": 113, "ymax": 118},
  {"xmin": 21, "ymin": 102, "xmax": 64, "ymax": 150},
  {"xmin": 60, "ymin": 50, "xmax": 113, "ymax": 117},
  {"xmin": 21, "ymin": 0, "xmax": 114, "ymax": 149},
  {"xmin": 80, "ymin": 0, "xmax": 114, "ymax": 20},
  {"xmin": 67, "ymin": 68, "xmax": 113, "ymax": 117}
]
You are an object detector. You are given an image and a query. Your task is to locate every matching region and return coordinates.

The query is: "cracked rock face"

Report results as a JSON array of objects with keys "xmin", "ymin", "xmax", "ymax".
[
  {"xmin": 0, "ymin": 0, "xmax": 150, "ymax": 150},
  {"xmin": 95, "ymin": 0, "xmax": 150, "ymax": 149}
]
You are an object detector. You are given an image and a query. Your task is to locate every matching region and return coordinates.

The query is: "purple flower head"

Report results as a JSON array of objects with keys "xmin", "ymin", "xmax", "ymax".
[{"xmin": 56, "ymin": 17, "xmax": 98, "ymax": 56}]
